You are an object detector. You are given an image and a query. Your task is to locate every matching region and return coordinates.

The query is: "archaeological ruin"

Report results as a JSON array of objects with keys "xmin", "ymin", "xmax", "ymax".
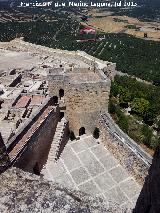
[{"xmin": 0, "ymin": 38, "xmax": 157, "ymax": 212}]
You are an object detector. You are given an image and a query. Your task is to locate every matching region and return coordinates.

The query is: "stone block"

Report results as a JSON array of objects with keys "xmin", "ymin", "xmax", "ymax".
[
  {"xmin": 104, "ymin": 186, "xmax": 127, "ymax": 205},
  {"xmin": 109, "ymin": 166, "xmax": 129, "ymax": 183},
  {"xmin": 94, "ymin": 172, "xmax": 116, "ymax": 191},
  {"xmin": 99, "ymin": 155, "xmax": 118, "ymax": 171},
  {"xmin": 119, "ymin": 179, "xmax": 141, "ymax": 199},
  {"xmin": 70, "ymin": 167, "xmax": 90, "ymax": 185},
  {"xmin": 90, "ymin": 144, "xmax": 109, "ymax": 158},
  {"xmin": 78, "ymin": 180, "xmax": 101, "ymax": 195}
]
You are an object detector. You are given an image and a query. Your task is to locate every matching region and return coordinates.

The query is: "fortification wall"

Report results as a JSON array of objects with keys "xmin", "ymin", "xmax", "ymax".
[
  {"xmin": 14, "ymin": 107, "xmax": 60, "ymax": 173},
  {"xmin": 0, "ymin": 39, "xmax": 116, "ymax": 79},
  {"xmin": 99, "ymin": 122, "xmax": 149, "ymax": 185}
]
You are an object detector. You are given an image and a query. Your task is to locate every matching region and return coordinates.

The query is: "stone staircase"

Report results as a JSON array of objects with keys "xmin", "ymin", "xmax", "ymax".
[{"xmin": 41, "ymin": 117, "xmax": 68, "ymax": 177}]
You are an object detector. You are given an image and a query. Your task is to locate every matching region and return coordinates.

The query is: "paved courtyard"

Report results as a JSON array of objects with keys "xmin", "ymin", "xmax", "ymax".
[{"xmin": 42, "ymin": 135, "xmax": 141, "ymax": 208}]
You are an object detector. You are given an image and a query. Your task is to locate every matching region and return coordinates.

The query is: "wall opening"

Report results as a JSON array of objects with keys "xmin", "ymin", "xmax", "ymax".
[
  {"xmin": 60, "ymin": 112, "xmax": 64, "ymax": 119},
  {"xmin": 59, "ymin": 89, "xmax": 64, "ymax": 99},
  {"xmin": 33, "ymin": 162, "xmax": 40, "ymax": 175},
  {"xmin": 79, "ymin": 127, "xmax": 85, "ymax": 136},
  {"xmin": 53, "ymin": 96, "xmax": 58, "ymax": 105}
]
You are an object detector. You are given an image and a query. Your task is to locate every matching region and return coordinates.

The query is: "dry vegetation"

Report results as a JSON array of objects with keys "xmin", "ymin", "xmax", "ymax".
[{"xmin": 87, "ymin": 10, "xmax": 160, "ymax": 41}]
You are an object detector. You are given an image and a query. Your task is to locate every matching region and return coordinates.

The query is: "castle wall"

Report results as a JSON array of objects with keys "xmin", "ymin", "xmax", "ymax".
[
  {"xmin": 48, "ymin": 76, "xmax": 110, "ymax": 135},
  {"xmin": 98, "ymin": 121, "xmax": 149, "ymax": 185},
  {"xmin": 14, "ymin": 107, "xmax": 60, "ymax": 173}
]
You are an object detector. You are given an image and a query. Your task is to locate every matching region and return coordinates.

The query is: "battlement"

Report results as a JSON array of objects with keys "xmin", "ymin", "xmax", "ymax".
[{"xmin": 0, "ymin": 38, "xmax": 116, "ymax": 80}]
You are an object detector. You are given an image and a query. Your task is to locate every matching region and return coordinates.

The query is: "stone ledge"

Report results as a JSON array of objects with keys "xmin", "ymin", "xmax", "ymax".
[{"xmin": 0, "ymin": 167, "xmax": 130, "ymax": 213}]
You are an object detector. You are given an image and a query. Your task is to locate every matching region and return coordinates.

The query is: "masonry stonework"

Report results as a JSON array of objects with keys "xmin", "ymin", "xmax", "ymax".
[
  {"xmin": 98, "ymin": 120, "xmax": 149, "ymax": 185},
  {"xmin": 14, "ymin": 107, "xmax": 60, "ymax": 173},
  {"xmin": 48, "ymin": 68, "xmax": 110, "ymax": 136}
]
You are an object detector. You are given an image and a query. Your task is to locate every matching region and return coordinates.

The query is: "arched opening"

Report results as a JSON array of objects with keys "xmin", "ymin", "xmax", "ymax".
[
  {"xmin": 53, "ymin": 96, "xmax": 58, "ymax": 105},
  {"xmin": 60, "ymin": 111, "xmax": 64, "ymax": 119},
  {"xmin": 59, "ymin": 89, "xmax": 64, "ymax": 99},
  {"xmin": 33, "ymin": 162, "xmax": 40, "ymax": 175},
  {"xmin": 79, "ymin": 127, "xmax": 85, "ymax": 136}
]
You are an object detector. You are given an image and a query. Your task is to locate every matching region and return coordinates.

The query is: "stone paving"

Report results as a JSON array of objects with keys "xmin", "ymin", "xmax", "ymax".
[{"xmin": 42, "ymin": 135, "xmax": 141, "ymax": 208}]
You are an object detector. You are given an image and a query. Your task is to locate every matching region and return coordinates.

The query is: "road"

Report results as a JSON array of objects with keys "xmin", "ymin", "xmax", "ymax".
[{"xmin": 100, "ymin": 113, "xmax": 153, "ymax": 166}]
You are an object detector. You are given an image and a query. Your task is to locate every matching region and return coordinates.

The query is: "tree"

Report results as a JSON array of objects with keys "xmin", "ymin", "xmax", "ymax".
[
  {"xmin": 116, "ymin": 108, "xmax": 129, "ymax": 133},
  {"xmin": 110, "ymin": 82, "xmax": 119, "ymax": 97},
  {"xmin": 141, "ymin": 124, "xmax": 152, "ymax": 147},
  {"xmin": 150, "ymin": 137, "xmax": 160, "ymax": 150},
  {"xmin": 118, "ymin": 115, "xmax": 129, "ymax": 133},
  {"xmin": 143, "ymin": 108, "xmax": 156, "ymax": 126},
  {"xmin": 131, "ymin": 98, "xmax": 149, "ymax": 115},
  {"xmin": 93, "ymin": 127, "xmax": 100, "ymax": 139},
  {"xmin": 119, "ymin": 91, "xmax": 132, "ymax": 108},
  {"xmin": 108, "ymin": 100, "xmax": 116, "ymax": 114}
]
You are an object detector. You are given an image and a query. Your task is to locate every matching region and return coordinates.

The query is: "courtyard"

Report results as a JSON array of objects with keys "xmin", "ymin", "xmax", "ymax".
[{"xmin": 42, "ymin": 135, "xmax": 141, "ymax": 208}]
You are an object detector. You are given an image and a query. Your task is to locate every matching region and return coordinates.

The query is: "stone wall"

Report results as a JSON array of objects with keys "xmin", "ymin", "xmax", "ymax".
[
  {"xmin": 7, "ymin": 96, "xmax": 52, "ymax": 149},
  {"xmin": 48, "ymin": 77, "xmax": 110, "ymax": 136},
  {"xmin": 0, "ymin": 39, "xmax": 116, "ymax": 80},
  {"xmin": 0, "ymin": 133, "xmax": 10, "ymax": 173},
  {"xmin": 14, "ymin": 106, "xmax": 60, "ymax": 173},
  {"xmin": 98, "ymin": 121, "xmax": 150, "ymax": 185}
]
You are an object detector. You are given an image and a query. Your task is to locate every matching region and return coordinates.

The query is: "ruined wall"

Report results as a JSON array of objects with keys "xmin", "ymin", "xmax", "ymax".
[
  {"xmin": 14, "ymin": 107, "xmax": 60, "ymax": 173},
  {"xmin": 133, "ymin": 146, "xmax": 160, "ymax": 213},
  {"xmin": 0, "ymin": 39, "xmax": 116, "ymax": 80},
  {"xmin": 99, "ymin": 121, "xmax": 150, "ymax": 185}
]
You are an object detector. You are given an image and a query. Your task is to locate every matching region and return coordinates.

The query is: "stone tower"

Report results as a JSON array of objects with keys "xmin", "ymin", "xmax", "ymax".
[{"xmin": 48, "ymin": 66, "xmax": 110, "ymax": 136}]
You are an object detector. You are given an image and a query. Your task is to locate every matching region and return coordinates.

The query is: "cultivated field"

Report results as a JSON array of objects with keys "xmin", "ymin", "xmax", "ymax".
[{"xmin": 87, "ymin": 10, "xmax": 160, "ymax": 41}]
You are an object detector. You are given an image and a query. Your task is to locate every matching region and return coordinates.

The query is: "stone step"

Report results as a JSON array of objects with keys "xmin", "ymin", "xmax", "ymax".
[{"xmin": 41, "ymin": 119, "xmax": 67, "ymax": 173}]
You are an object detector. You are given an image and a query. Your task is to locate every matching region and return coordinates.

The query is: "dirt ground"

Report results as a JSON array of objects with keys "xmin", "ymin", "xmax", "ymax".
[{"xmin": 86, "ymin": 10, "xmax": 160, "ymax": 41}]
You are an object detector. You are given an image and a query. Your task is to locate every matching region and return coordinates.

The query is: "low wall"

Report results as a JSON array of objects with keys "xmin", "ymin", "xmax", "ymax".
[
  {"xmin": 14, "ymin": 106, "xmax": 60, "ymax": 173},
  {"xmin": 99, "ymin": 121, "xmax": 150, "ymax": 185}
]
